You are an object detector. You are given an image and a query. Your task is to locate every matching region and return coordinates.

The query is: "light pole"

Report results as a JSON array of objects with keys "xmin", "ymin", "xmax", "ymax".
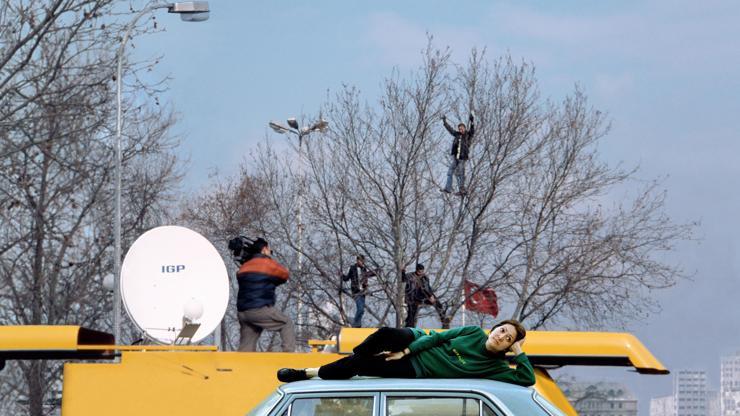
[
  {"xmin": 113, "ymin": 2, "xmax": 210, "ymax": 344},
  {"xmin": 269, "ymin": 117, "xmax": 328, "ymax": 345}
]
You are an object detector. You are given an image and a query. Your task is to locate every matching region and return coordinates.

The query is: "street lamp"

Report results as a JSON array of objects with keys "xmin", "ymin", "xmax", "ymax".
[
  {"xmin": 113, "ymin": 1, "xmax": 210, "ymax": 344},
  {"xmin": 268, "ymin": 117, "xmax": 329, "ymax": 345}
]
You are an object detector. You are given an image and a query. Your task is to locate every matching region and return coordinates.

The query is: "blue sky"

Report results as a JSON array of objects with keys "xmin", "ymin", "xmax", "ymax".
[{"xmin": 132, "ymin": 1, "xmax": 740, "ymax": 413}]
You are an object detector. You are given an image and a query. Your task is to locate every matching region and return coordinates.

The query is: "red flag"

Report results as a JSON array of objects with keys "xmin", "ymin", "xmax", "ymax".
[{"xmin": 464, "ymin": 280, "xmax": 499, "ymax": 317}]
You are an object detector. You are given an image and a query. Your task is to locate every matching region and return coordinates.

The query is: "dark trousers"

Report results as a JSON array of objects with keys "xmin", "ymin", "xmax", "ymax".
[
  {"xmin": 318, "ymin": 327, "xmax": 416, "ymax": 379},
  {"xmin": 405, "ymin": 299, "xmax": 446, "ymax": 328}
]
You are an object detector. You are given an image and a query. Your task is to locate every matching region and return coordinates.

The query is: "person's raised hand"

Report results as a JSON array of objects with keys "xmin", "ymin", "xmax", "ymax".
[
  {"xmin": 469, "ymin": 112, "xmax": 475, "ymax": 121},
  {"xmin": 442, "ymin": 115, "xmax": 447, "ymax": 121},
  {"xmin": 510, "ymin": 338, "xmax": 525, "ymax": 355}
]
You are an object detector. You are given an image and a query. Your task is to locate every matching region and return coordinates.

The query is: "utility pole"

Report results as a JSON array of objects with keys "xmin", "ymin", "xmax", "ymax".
[{"xmin": 269, "ymin": 117, "xmax": 328, "ymax": 346}]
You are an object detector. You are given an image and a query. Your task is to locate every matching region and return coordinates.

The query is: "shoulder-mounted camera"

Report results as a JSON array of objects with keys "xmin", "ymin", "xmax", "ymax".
[{"xmin": 227, "ymin": 236, "xmax": 269, "ymax": 266}]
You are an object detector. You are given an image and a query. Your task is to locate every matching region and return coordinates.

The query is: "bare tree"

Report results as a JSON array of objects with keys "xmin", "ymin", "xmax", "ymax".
[
  {"xmin": 140, "ymin": 34, "xmax": 692, "ymax": 348},
  {"xmin": 244, "ymin": 42, "xmax": 692, "ymax": 342},
  {"xmin": 0, "ymin": 1, "xmax": 109, "ymax": 129},
  {"xmin": 499, "ymin": 89, "xmax": 693, "ymax": 329},
  {"xmin": 0, "ymin": 1, "xmax": 183, "ymax": 414},
  {"xmin": 249, "ymin": 43, "xmax": 454, "ymax": 335}
]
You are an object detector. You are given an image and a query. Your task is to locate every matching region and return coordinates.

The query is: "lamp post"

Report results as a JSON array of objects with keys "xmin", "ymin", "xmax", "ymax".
[
  {"xmin": 113, "ymin": 1, "xmax": 210, "ymax": 344},
  {"xmin": 269, "ymin": 117, "xmax": 328, "ymax": 345}
]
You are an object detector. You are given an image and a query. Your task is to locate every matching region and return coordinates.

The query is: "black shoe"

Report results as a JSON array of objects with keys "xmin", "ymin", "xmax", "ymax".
[
  {"xmin": 277, "ymin": 368, "xmax": 309, "ymax": 382},
  {"xmin": 440, "ymin": 188, "xmax": 452, "ymax": 194}
]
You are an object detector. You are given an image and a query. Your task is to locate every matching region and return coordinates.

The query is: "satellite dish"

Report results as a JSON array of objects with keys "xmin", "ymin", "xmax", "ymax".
[{"xmin": 121, "ymin": 226, "xmax": 229, "ymax": 344}]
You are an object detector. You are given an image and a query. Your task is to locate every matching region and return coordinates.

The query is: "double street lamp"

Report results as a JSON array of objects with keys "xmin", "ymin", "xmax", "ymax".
[
  {"xmin": 269, "ymin": 117, "xmax": 328, "ymax": 344},
  {"xmin": 113, "ymin": 2, "xmax": 210, "ymax": 343}
]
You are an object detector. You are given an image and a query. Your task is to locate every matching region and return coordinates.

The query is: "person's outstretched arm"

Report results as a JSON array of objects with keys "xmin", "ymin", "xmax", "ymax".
[
  {"xmin": 442, "ymin": 115, "xmax": 456, "ymax": 136},
  {"xmin": 468, "ymin": 113, "xmax": 475, "ymax": 137}
]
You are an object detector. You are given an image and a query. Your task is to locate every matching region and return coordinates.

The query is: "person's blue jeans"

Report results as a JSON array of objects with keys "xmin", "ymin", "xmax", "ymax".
[
  {"xmin": 352, "ymin": 295, "xmax": 366, "ymax": 328},
  {"xmin": 444, "ymin": 157, "xmax": 466, "ymax": 192}
]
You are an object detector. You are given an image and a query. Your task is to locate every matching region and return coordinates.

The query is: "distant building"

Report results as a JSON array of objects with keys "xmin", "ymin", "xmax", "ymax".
[
  {"xmin": 675, "ymin": 369, "xmax": 708, "ymax": 416},
  {"xmin": 722, "ymin": 351, "xmax": 740, "ymax": 416},
  {"xmin": 706, "ymin": 390, "xmax": 720, "ymax": 416},
  {"xmin": 562, "ymin": 381, "xmax": 637, "ymax": 416},
  {"xmin": 650, "ymin": 395, "xmax": 674, "ymax": 416}
]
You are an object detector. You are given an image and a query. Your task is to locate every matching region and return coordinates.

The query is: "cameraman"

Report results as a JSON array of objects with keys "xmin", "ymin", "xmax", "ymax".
[{"xmin": 230, "ymin": 237, "xmax": 295, "ymax": 352}]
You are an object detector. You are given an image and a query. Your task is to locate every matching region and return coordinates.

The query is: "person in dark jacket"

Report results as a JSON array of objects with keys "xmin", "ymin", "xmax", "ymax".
[
  {"xmin": 231, "ymin": 237, "xmax": 295, "ymax": 352},
  {"xmin": 277, "ymin": 319, "xmax": 535, "ymax": 387},
  {"xmin": 402, "ymin": 264, "xmax": 446, "ymax": 327},
  {"xmin": 441, "ymin": 112, "xmax": 475, "ymax": 195},
  {"xmin": 341, "ymin": 255, "xmax": 376, "ymax": 328}
]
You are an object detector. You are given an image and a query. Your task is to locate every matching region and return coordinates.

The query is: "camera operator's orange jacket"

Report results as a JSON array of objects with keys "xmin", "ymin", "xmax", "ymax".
[{"xmin": 236, "ymin": 254, "xmax": 289, "ymax": 311}]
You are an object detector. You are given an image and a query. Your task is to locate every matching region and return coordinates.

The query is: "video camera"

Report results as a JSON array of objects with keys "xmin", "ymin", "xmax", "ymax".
[
  {"xmin": 228, "ymin": 236, "xmax": 271, "ymax": 266},
  {"xmin": 227, "ymin": 236, "xmax": 253, "ymax": 266}
]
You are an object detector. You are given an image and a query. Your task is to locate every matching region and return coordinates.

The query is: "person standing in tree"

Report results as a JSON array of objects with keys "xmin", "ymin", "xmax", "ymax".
[
  {"xmin": 441, "ymin": 112, "xmax": 475, "ymax": 196},
  {"xmin": 341, "ymin": 254, "xmax": 376, "ymax": 327},
  {"xmin": 403, "ymin": 264, "xmax": 447, "ymax": 327}
]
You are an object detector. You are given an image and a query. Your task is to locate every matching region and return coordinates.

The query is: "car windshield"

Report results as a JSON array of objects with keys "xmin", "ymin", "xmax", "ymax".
[{"xmin": 246, "ymin": 390, "xmax": 283, "ymax": 416}]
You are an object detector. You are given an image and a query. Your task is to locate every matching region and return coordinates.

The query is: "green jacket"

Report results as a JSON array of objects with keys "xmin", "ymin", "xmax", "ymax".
[{"xmin": 407, "ymin": 326, "xmax": 535, "ymax": 386}]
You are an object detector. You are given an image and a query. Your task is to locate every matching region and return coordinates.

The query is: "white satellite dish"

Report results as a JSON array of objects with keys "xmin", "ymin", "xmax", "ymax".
[{"xmin": 121, "ymin": 226, "xmax": 229, "ymax": 344}]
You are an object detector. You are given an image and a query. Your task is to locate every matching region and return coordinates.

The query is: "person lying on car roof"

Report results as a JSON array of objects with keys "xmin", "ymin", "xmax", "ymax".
[{"xmin": 277, "ymin": 320, "xmax": 534, "ymax": 387}]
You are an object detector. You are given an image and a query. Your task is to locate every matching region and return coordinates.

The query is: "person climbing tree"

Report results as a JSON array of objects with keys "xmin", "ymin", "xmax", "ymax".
[
  {"xmin": 341, "ymin": 254, "xmax": 376, "ymax": 327},
  {"xmin": 403, "ymin": 264, "xmax": 448, "ymax": 327},
  {"xmin": 441, "ymin": 112, "xmax": 475, "ymax": 196}
]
